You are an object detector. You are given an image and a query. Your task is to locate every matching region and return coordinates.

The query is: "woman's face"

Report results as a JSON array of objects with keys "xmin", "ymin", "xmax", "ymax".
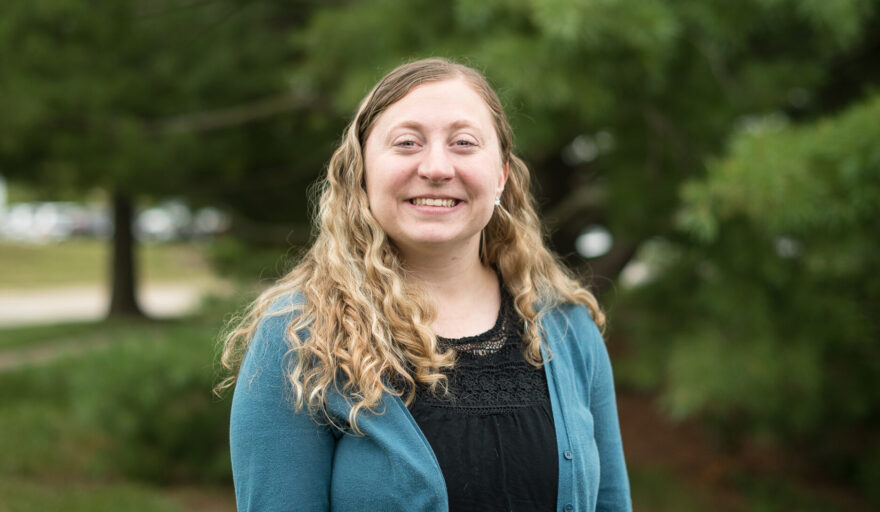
[{"xmin": 363, "ymin": 78, "xmax": 508, "ymax": 259}]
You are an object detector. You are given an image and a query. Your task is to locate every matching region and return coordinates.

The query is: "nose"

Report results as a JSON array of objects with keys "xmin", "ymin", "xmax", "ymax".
[{"xmin": 417, "ymin": 143, "xmax": 455, "ymax": 182}]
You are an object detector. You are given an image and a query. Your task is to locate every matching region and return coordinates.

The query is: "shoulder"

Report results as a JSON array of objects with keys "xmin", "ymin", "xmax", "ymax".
[
  {"xmin": 253, "ymin": 292, "xmax": 305, "ymax": 343},
  {"xmin": 540, "ymin": 301, "xmax": 606, "ymax": 374},
  {"xmin": 239, "ymin": 292, "xmax": 307, "ymax": 383},
  {"xmin": 541, "ymin": 301, "xmax": 603, "ymax": 346}
]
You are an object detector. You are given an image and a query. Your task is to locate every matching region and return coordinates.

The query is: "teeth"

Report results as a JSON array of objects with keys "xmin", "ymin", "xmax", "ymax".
[{"xmin": 411, "ymin": 198, "xmax": 458, "ymax": 207}]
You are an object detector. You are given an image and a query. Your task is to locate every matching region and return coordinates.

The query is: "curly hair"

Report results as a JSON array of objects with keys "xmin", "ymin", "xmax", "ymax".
[{"xmin": 217, "ymin": 57, "xmax": 604, "ymax": 432}]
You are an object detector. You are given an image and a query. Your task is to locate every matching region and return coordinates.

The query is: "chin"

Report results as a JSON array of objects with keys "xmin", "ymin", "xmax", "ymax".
[{"xmin": 391, "ymin": 232, "xmax": 478, "ymax": 251}]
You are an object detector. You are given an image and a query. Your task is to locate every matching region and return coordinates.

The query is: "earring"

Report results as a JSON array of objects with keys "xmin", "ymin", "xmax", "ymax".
[{"xmin": 494, "ymin": 197, "xmax": 501, "ymax": 207}]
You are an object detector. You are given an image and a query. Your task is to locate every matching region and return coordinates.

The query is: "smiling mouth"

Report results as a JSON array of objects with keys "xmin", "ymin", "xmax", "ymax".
[{"xmin": 409, "ymin": 198, "xmax": 460, "ymax": 207}]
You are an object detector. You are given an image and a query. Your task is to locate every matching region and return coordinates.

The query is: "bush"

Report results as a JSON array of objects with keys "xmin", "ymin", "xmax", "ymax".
[
  {"xmin": 614, "ymin": 96, "xmax": 880, "ymax": 502},
  {"xmin": 208, "ymin": 236, "xmax": 297, "ymax": 283},
  {"xmin": 0, "ymin": 319, "xmax": 232, "ymax": 485}
]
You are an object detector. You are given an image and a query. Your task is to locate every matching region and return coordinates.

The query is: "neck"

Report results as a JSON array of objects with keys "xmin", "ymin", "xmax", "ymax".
[{"xmin": 398, "ymin": 240, "xmax": 497, "ymax": 303}]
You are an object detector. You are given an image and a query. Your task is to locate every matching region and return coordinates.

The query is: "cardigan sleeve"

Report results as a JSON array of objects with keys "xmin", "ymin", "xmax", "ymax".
[
  {"xmin": 588, "ymin": 320, "xmax": 632, "ymax": 511},
  {"xmin": 229, "ymin": 310, "xmax": 336, "ymax": 512}
]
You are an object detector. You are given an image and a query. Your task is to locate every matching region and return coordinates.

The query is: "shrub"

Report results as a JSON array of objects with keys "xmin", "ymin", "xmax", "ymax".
[{"xmin": 0, "ymin": 319, "xmax": 233, "ymax": 484}]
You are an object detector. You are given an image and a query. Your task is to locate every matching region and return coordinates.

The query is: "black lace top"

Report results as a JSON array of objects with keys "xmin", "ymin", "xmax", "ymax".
[{"xmin": 408, "ymin": 291, "xmax": 558, "ymax": 511}]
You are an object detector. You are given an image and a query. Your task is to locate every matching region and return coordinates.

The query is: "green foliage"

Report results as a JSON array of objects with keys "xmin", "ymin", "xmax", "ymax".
[
  {"xmin": 733, "ymin": 470, "xmax": 857, "ymax": 512},
  {"xmin": 4, "ymin": 0, "xmax": 875, "ymax": 241},
  {"xmin": 3, "ymin": 0, "xmax": 880, "ymax": 501},
  {"xmin": 628, "ymin": 466, "xmax": 715, "ymax": 512},
  {"xmin": 0, "ymin": 0, "xmax": 325, "ymax": 225},
  {"xmin": 208, "ymin": 236, "xmax": 297, "ymax": 284},
  {"xmin": 0, "ymin": 321, "xmax": 107, "ymax": 349},
  {"xmin": 286, "ymin": 0, "xmax": 879, "ymax": 266},
  {"xmin": 679, "ymin": 95, "xmax": 880, "ymax": 240},
  {"xmin": 74, "ymin": 326, "xmax": 232, "ymax": 483},
  {"xmin": 0, "ymin": 319, "xmax": 231, "ymax": 485},
  {"xmin": 619, "ymin": 93, "xmax": 880, "ymax": 500},
  {"xmin": 0, "ymin": 479, "xmax": 184, "ymax": 512}
]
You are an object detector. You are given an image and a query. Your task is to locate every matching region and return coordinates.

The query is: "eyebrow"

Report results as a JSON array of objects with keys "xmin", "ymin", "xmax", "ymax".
[{"xmin": 389, "ymin": 119, "xmax": 480, "ymax": 132}]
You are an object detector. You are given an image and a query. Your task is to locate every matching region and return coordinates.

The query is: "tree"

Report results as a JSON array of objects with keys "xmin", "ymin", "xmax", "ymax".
[
  {"xmin": 284, "ymin": 0, "xmax": 879, "ymax": 292},
  {"xmin": 627, "ymin": 93, "xmax": 880, "ymax": 499},
  {"xmin": 6, "ymin": 0, "xmax": 875, "ymax": 312},
  {"xmin": 0, "ymin": 0, "xmax": 322, "ymax": 315}
]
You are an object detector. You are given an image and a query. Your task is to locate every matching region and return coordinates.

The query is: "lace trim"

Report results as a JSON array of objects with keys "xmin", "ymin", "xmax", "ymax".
[
  {"xmin": 436, "ymin": 288, "xmax": 519, "ymax": 356},
  {"xmin": 414, "ymin": 290, "xmax": 550, "ymax": 416}
]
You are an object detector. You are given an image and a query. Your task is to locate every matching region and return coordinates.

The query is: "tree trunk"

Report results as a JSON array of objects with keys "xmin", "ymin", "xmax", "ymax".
[{"xmin": 108, "ymin": 190, "xmax": 144, "ymax": 318}]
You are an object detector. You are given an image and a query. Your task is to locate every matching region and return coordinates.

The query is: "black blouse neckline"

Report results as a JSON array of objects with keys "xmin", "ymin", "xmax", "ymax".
[
  {"xmin": 409, "ymin": 285, "xmax": 559, "ymax": 511},
  {"xmin": 434, "ymin": 288, "xmax": 519, "ymax": 358}
]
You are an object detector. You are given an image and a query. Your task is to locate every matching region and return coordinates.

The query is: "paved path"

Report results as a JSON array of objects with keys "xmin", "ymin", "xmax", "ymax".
[{"xmin": 0, "ymin": 282, "xmax": 216, "ymax": 327}]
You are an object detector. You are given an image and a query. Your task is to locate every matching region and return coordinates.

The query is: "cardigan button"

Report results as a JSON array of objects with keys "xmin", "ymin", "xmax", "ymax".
[
  {"xmin": 563, "ymin": 450, "xmax": 573, "ymax": 460},
  {"xmin": 564, "ymin": 505, "xmax": 574, "ymax": 511}
]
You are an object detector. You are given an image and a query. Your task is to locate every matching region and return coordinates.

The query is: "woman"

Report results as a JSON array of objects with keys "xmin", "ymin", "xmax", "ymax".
[{"xmin": 220, "ymin": 58, "xmax": 631, "ymax": 511}]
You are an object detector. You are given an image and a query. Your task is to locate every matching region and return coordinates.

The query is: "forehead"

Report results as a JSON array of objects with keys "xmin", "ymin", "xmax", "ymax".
[{"xmin": 372, "ymin": 78, "xmax": 497, "ymax": 134}]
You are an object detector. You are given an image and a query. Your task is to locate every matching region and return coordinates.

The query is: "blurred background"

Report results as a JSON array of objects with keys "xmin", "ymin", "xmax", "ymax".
[{"xmin": 1, "ymin": 0, "xmax": 878, "ymax": 510}]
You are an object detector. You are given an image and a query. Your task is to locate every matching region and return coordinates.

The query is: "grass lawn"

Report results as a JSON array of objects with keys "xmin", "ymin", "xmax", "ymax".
[
  {"xmin": 0, "ymin": 479, "xmax": 186, "ymax": 512},
  {"xmin": 0, "ymin": 321, "xmax": 115, "ymax": 350},
  {"xmin": 0, "ymin": 239, "xmax": 216, "ymax": 288}
]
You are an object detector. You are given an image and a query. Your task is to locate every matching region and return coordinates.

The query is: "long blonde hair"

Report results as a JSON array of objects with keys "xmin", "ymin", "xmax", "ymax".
[{"xmin": 218, "ymin": 58, "xmax": 603, "ymax": 432}]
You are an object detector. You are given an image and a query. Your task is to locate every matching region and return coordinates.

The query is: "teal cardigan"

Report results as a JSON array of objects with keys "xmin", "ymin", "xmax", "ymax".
[{"xmin": 230, "ymin": 296, "xmax": 632, "ymax": 511}]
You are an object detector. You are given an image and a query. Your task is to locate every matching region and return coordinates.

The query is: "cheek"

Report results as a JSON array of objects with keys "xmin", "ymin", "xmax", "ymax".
[
  {"xmin": 364, "ymin": 163, "xmax": 405, "ymax": 221},
  {"xmin": 363, "ymin": 172, "xmax": 377, "ymax": 204},
  {"xmin": 464, "ymin": 160, "xmax": 504, "ymax": 197},
  {"xmin": 363, "ymin": 156, "xmax": 385, "ymax": 203},
  {"xmin": 369, "ymin": 162, "xmax": 414, "ymax": 207},
  {"xmin": 362, "ymin": 143, "xmax": 382, "ymax": 200}
]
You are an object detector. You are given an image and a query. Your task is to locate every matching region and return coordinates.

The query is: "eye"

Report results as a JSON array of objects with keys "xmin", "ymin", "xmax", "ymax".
[
  {"xmin": 453, "ymin": 138, "xmax": 478, "ymax": 147},
  {"xmin": 394, "ymin": 138, "xmax": 419, "ymax": 149}
]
